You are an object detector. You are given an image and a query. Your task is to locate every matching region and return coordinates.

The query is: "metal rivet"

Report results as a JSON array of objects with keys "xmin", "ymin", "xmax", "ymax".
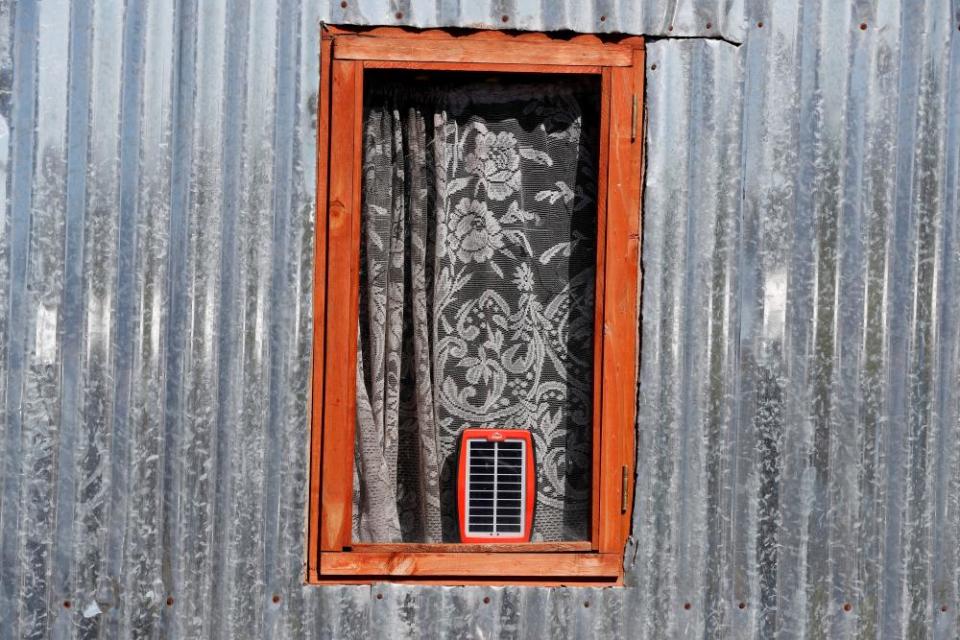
[
  {"xmin": 272, "ymin": 594, "xmax": 281, "ymax": 604},
  {"xmin": 63, "ymin": 601, "xmax": 72, "ymax": 609},
  {"xmin": 650, "ymin": 64, "xmax": 657, "ymax": 70},
  {"xmin": 340, "ymin": 1, "xmax": 346, "ymax": 7},
  {"xmin": 738, "ymin": 602, "xmax": 747, "ymax": 610},
  {"xmin": 859, "ymin": 23, "xmax": 867, "ymax": 30},
  {"xmin": 941, "ymin": 605, "xmax": 949, "ymax": 613},
  {"xmin": 668, "ymin": 25, "xmax": 673, "ymax": 31},
  {"xmin": 843, "ymin": 603, "xmax": 853, "ymax": 612},
  {"xmin": 501, "ymin": 15, "xmax": 509, "ymax": 23},
  {"xmin": 166, "ymin": 596, "xmax": 175, "ymax": 607},
  {"xmin": 395, "ymin": 11, "xmax": 403, "ymax": 19},
  {"xmin": 376, "ymin": 593, "xmax": 383, "ymax": 600},
  {"xmin": 757, "ymin": 21, "xmax": 763, "ymax": 28},
  {"xmin": 600, "ymin": 15, "xmax": 606, "ymax": 22},
  {"xmin": 683, "ymin": 602, "xmax": 692, "ymax": 610},
  {"xmin": 706, "ymin": 22, "xmax": 712, "ymax": 29},
  {"xmin": 584, "ymin": 601, "xmax": 590, "ymax": 608},
  {"xmin": 483, "ymin": 596, "xmax": 491, "ymax": 604}
]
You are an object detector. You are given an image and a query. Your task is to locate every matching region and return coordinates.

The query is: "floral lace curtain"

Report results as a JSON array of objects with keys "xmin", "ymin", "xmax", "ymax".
[{"xmin": 353, "ymin": 75, "xmax": 599, "ymax": 542}]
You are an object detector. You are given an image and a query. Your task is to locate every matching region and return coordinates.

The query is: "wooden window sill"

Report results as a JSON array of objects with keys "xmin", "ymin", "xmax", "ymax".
[
  {"xmin": 311, "ymin": 551, "xmax": 621, "ymax": 585},
  {"xmin": 349, "ymin": 542, "xmax": 593, "ymax": 553}
]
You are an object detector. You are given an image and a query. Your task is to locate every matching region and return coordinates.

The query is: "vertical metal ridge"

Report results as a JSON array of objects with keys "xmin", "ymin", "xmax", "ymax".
[
  {"xmin": 0, "ymin": 0, "xmax": 40, "ymax": 635},
  {"xmin": 159, "ymin": 0, "xmax": 200, "ymax": 635}
]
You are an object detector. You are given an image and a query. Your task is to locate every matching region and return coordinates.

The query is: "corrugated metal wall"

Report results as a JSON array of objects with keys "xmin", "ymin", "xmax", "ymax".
[
  {"xmin": 0, "ymin": 0, "xmax": 958, "ymax": 638},
  {"xmin": 637, "ymin": 6, "xmax": 960, "ymax": 636}
]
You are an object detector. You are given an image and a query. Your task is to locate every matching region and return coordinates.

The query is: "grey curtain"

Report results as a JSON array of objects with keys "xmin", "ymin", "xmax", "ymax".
[{"xmin": 353, "ymin": 76, "xmax": 599, "ymax": 542}]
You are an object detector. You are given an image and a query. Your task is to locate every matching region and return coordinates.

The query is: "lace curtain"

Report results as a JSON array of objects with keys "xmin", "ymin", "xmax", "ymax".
[{"xmin": 353, "ymin": 75, "xmax": 599, "ymax": 542}]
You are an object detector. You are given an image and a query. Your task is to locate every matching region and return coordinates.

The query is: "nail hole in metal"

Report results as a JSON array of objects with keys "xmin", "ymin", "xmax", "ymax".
[
  {"xmin": 376, "ymin": 593, "xmax": 383, "ymax": 600},
  {"xmin": 757, "ymin": 21, "xmax": 763, "ymax": 28},
  {"xmin": 340, "ymin": 1, "xmax": 346, "ymax": 7},
  {"xmin": 600, "ymin": 15, "xmax": 606, "ymax": 22},
  {"xmin": 843, "ymin": 603, "xmax": 852, "ymax": 612},
  {"xmin": 483, "ymin": 596, "xmax": 491, "ymax": 604},
  {"xmin": 501, "ymin": 15, "xmax": 509, "ymax": 23},
  {"xmin": 859, "ymin": 23, "xmax": 867, "ymax": 30},
  {"xmin": 166, "ymin": 596, "xmax": 174, "ymax": 607},
  {"xmin": 738, "ymin": 602, "xmax": 747, "ymax": 609},
  {"xmin": 683, "ymin": 602, "xmax": 692, "ymax": 610},
  {"xmin": 395, "ymin": 11, "xmax": 403, "ymax": 19},
  {"xmin": 584, "ymin": 601, "xmax": 590, "ymax": 608},
  {"xmin": 272, "ymin": 594, "xmax": 281, "ymax": 604},
  {"xmin": 706, "ymin": 22, "xmax": 712, "ymax": 29},
  {"xmin": 668, "ymin": 25, "xmax": 673, "ymax": 31},
  {"xmin": 650, "ymin": 64, "xmax": 657, "ymax": 70},
  {"xmin": 63, "ymin": 601, "xmax": 72, "ymax": 609},
  {"xmin": 941, "ymin": 605, "xmax": 949, "ymax": 613}
]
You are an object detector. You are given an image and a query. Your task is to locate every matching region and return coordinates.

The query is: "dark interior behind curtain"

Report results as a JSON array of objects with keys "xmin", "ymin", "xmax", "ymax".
[{"xmin": 353, "ymin": 74, "xmax": 600, "ymax": 542}]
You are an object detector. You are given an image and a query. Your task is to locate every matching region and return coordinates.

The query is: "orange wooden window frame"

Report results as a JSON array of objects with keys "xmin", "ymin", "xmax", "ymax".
[{"xmin": 308, "ymin": 25, "xmax": 645, "ymax": 586}]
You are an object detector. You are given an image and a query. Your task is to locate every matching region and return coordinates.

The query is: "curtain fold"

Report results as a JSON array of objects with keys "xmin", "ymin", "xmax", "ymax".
[{"xmin": 354, "ymin": 76, "xmax": 599, "ymax": 542}]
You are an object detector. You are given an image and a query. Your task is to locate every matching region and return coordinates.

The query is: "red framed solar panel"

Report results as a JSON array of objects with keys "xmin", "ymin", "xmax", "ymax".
[{"xmin": 457, "ymin": 429, "xmax": 536, "ymax": 543}]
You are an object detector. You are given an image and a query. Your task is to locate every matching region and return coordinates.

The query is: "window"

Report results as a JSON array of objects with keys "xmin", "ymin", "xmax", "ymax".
[{"xmin": 308, "ymin": 25, "xmax": 644, "ymax": 585}]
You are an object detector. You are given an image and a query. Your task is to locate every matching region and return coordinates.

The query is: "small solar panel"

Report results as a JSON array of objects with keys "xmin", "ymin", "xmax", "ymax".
[{"xmin": 457, "ymin": 429, "xmax": 534, "ymax": 542}]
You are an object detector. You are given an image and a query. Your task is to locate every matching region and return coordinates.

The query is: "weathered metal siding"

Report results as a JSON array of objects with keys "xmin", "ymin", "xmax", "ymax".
[
  {"xmin": 637, "ymin": 6, "xmax": 960, "ymax": 635},
  {"xmin": 321, "ymin": 0, "xmax": 745, "ymax": 43},
  {"xmin": 0, "ymin": 0, "xmax": 957, "ymax": 638}
]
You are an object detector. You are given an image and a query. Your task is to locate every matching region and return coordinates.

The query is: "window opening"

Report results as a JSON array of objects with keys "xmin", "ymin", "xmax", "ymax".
[{"xmin": 353, "ymin": 71, "xmax": 600, "ymax": 543}]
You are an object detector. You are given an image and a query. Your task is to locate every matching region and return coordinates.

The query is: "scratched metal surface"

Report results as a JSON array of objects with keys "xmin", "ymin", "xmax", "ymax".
[{"xmin": 1, "ymin": 0, "xmax": 958, "ymax": 638}]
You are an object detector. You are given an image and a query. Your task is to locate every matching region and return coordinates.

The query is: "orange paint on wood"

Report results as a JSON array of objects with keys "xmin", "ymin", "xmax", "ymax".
[
  {"xmin": 589, "ymin": 67, "xmax": 612, "ymax": 550},
  {"xmin": 350, "ymin": 541, "xmax": 593, "ymax": 554},
  {"xmin": 622, "ymin": 47, "xmax": 645, "ymax": 542},
  {"xmin": 311, "ymin": 575, "xmax": 621, "ymax": 587},
  {"xmin": 598, "ymin": 54, "xmax": 643, "ymax": 554},
  {"xmin": 334, "ymin": 37, "xmax": 633, "ymax": 67},
  {"xmin": 363, "ymin": 60, "xmax": 603, "ymax": 75},
  {"xmin": 320, "ymin": 552, "xmax": 621, "ymax": 578},
  {"xmin": 307, "ymin": 35, "xmax": 333, "ymax": 579},
  {"xmin": 319, "ymin": 58, "xmax": 362, "ymax": 551}
]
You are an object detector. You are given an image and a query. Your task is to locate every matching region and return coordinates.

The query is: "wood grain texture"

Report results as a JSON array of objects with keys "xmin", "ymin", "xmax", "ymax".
[
  {"xmin": 350, "ymin": 542, "xmax": 592, "ymax": 553},
  {"xmin": 598, "ymin": 54, "xmax": 643, "ymax": 554},
  {"xmin": 623, "ymin": 47, "xmax": 645, "ymax": 544},
  {"xmin": 307, "ymin": 35, "xmax": 333, "ymax": 576},
  {"xmin": 363, "ymin": 60, "xmax": 603, "ymax": 74},
  {"xmin": 335, "ymin": 37, "xmax": 633, "ymax": 67},
  {"xmin": 319, "ymin": 59, "xmax": 362, "ymax": 551},
  {"xmin": 590, "ymin": 68, "xmax": 612, "ymax": 550},
  {"xmin": 320, "ymin": 552, "xmax": 621, "ymax": 577},
  {"xmin": 310, "ymin": 576, "xmax": 621, "ymax": 587}
]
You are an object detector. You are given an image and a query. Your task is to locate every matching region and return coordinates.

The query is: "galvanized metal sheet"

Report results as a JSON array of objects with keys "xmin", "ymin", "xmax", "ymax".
[
  {"xmin": 0, "ymin": 0, "xmax": 958, "ymax": 638},
  {"xmin": 320, "ymin": 0, "xmax": 745, "ymax": 43}
]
